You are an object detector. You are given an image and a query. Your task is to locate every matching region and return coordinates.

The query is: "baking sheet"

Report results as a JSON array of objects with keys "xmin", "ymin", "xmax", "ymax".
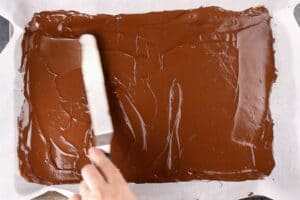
[{"xmin": 0, "ymin": 0, "xmax": 300, "ymax": 199}]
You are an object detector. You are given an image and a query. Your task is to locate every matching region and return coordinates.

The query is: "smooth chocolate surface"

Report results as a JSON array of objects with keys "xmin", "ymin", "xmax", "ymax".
[{"xmin": 19, "ymin": 6, "xmax": 276, "ymax": 184}]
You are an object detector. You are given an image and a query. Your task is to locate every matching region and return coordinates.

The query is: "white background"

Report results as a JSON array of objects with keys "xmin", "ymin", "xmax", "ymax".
[{"xmin": 0, "ymin": 0, "xmax": 300, "ymax": 199}]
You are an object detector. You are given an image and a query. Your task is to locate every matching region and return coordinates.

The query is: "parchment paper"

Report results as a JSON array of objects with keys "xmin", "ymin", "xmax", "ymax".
[{"xmin": 0, "ymin": 0, "xmax": 300, "ymax": 199}]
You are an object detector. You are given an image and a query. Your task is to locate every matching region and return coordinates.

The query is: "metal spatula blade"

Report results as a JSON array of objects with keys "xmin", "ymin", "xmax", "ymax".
[{"xmin": 79, "ymin": 34, "xmax": 113, "ymax": 153}]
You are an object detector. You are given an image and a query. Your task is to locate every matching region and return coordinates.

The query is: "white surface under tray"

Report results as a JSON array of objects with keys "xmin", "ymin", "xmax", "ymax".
[{"xmin": 0, "ymin": 0, "xmax": 300, "ymax": 199}]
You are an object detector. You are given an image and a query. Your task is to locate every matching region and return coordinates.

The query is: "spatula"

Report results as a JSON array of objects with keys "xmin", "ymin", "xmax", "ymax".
[{"xmin": 79, "ymin": 34, "xmax": 113, "ymax": 153}]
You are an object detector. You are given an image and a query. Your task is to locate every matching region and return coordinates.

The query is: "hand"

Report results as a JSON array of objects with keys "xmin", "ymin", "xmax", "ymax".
[{"xmin": 69, "ymin": 147, "xmax": 136, "ymax": 200}]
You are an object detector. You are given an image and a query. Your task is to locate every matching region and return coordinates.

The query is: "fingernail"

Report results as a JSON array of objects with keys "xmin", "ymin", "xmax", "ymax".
[
  {"xmin": 82, "ymin": 163, "xmax": 93, "ymax": 171},
  {"xmin": 88, "ymin": 147, "xmax": 110, "ymax": 158}
]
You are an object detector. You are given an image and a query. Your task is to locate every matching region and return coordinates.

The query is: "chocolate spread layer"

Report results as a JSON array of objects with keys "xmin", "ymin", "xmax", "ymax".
[{"xmin": 18, "ymin": 6, "xmax": 276, "ymax": 185}]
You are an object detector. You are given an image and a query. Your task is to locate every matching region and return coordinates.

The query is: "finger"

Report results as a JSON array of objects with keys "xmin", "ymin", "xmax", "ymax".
[
  {"xmin": 79, "ymin": 180, "xmax": 89, "ymax": 193},
  {"xmin": 88, "ymin": 147, "xmax": 125, "ymax": 183},
  {"xmin": 81, "ymin": 164, "xmax": 105, "ymax": 191},
  {"xmin": 69, "ymin": 194, "xmax": 81, "ymax": 200},
  {"xmin": 79, "ymin": 181, "xmax": 90, "ymax": 198},
  {"xmin": 79, "ymin": 181, "xmax": 100, "ymax": 200}
]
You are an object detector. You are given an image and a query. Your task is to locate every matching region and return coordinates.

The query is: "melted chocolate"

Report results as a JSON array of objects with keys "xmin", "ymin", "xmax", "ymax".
[{"xmin": 19, "ymin": 6, "xmax": 276, "ymax": 185}]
